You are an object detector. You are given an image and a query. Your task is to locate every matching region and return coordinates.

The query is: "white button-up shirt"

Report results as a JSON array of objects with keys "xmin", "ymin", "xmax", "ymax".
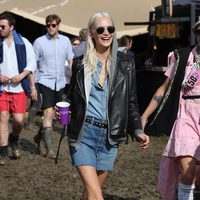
[
  {"xmin": 0, "ymin": 37, "xmax": 36, "ymax": 93},
  {"xmin": 33, "ymin": 33, "xmax": 74, "ymax": 91}
]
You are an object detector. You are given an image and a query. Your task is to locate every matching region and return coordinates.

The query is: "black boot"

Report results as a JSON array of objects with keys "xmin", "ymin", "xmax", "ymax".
[
  {"xmin": 9, "ymin": 134, "xmax": 21, "ymax": 159},
  {"xmin": 0, "ymin": 146, "xmax": 9, "ymax": 165},
  {"xmin": 33, "ymin": 126, "xmax": 45, "ymax": 155},
  {"xmin": 25, "ymin": 99, "xmax": 40, "ymax": 131},
  {"xmin": 43, "ymin": 127, "xmax": 55, "ymax": 159}
]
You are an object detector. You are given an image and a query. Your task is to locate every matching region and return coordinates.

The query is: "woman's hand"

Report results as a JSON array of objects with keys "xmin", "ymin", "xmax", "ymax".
[
  {"xmin": 136, "ymin": 132, "xmax": 150, "ymax": 149},
  {"xmin": 54, "ymin": 107, "xmax": 61, "ymax": 120},
  {"xmin": 54, "ymin": 106, "xmax": 71, "ymax": 124}
]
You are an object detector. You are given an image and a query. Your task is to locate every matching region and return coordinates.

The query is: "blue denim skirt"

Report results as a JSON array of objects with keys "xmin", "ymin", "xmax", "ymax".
[{"xmin": 69, "ymin": 121, "xmax": 118, "ymax": 171}]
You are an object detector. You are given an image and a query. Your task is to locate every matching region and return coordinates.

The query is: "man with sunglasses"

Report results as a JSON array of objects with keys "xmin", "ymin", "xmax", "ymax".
[
  {"xmin": 33, "ymin": 14, "xmax": 74, "ymax": 158},
  {"xmin": 0, "ymin": 11, "xmax": 36, "ymax": 165}
]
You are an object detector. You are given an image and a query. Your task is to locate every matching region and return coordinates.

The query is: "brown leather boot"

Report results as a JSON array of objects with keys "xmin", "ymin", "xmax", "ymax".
[{"xmin": 43, "ymin": 127, "xmax": 55, "ymax": 159}]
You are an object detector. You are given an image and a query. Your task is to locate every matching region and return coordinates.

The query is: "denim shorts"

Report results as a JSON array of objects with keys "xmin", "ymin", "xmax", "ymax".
[{"xmin": 69, "ymin": 121, "xmax": 118, "ymax": 171}]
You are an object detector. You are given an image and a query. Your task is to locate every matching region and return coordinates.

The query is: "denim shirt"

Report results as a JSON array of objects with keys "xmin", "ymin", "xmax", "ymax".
[{"xmin": 86, "ymin": 61, "xmax": 108, "ymax": 120}]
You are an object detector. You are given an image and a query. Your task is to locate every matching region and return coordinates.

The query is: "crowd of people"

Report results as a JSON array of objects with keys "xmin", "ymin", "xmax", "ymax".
[{"xmin": 0, "ymin": 9, "xmax": 199, "ymax": 200}]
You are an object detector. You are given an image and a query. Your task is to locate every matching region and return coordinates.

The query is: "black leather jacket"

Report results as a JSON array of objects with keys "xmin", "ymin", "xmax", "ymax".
[{"xmin": 67, "ymin": 51, "xmax": 142, "ymax": 147}]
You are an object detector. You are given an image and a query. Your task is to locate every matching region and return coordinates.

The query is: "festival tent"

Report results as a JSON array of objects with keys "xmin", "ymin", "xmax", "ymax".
[{"xmin": 0, "ymin": 0, "xmax": 161, "ymax": 38}]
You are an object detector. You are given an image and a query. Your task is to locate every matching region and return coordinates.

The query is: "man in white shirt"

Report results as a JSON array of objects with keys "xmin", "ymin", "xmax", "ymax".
[
  {"xmin": 0, "ymin": 11, "xmax": 36, "ymax": 165},
  {"xmin": 33, "ymin": 14, "xmax": 73, "ymax": 158}
]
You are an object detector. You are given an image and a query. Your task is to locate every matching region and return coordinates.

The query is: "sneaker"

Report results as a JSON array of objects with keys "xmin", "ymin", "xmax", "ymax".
[{"xmin": 11, "ymin": 144, "xmax": 21, "ymax": 159}]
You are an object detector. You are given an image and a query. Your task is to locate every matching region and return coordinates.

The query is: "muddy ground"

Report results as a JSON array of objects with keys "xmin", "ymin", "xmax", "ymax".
[{"xmin": 0, "ymin": 118, "xmax": 199, "ymax": 200}]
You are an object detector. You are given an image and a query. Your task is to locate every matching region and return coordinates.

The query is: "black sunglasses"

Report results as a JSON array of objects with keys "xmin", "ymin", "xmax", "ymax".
[
  {"xmin": 0, "ymin": 25, "xmax": 6, "ymax": 30},
  {"xmin": 96, "ymin": 26, "xmax": 115, "ymax": 35},
  {"xmin": 46, "ymin": 24, "xmax": 57, "ymax": 28},
  {"xmin": 73, "ymin": 42, "xmax": 79, "ymax": 46}
]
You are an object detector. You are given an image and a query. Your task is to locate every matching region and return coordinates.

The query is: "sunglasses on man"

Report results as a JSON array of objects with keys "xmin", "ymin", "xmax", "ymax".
[
  {"xmin": 73, "ymin": 42, "xmax": 80, "ymax": 46},
  {"xmin": 96, "ymin": 26, "xmax": 115, "ymax": 35},
  {"xmin": 0, "ymin": 25, "xmax": 6, "ymax": 30},
  {"xmin": 46, "ymin": 24, "xmax": 57, "ymax": 28}
]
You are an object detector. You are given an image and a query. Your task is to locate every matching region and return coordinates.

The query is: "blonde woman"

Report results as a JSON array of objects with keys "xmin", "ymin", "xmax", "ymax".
[{"xmin": 66, "ymin": 12, "xmax": 149, "ymax": 200}]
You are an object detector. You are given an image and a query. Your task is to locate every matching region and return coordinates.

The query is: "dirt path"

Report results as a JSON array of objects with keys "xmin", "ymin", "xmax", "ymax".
[{"xmin": 0, "ymin": 123, "xmax": 169, "ymax": 200}]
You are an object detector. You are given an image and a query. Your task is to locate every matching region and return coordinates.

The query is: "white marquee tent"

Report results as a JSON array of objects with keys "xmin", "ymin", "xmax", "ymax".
[{"xmin": 0, "ymin": 0, "xmax": 161, "ymax": 38}]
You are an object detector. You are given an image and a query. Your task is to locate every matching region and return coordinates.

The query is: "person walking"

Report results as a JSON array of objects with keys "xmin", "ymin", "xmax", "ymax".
[
  {"xmin": 33, "ymin": 14, "xmax": 74, "ymax": 158},
  {"xmin": 63, "ymin": 11, "xmax": 149, "ymax": 200},
  {"xmin": 73, "ymin": 28, "xmax": 87, "ymax": 59},
  {"xmin": 118, "ymin": 35, "xmax": 134, "ymax": 58},
  {"xmin": 141, "ymin": 19, "xmax": 200, "ymax": 200},
  {"xmin": 0, "ymin": 11, "xmax": 36, "ymax": 165},
  {"xmin": 71, "ymin": 36, "xmax": 80, "ymax": 49}
]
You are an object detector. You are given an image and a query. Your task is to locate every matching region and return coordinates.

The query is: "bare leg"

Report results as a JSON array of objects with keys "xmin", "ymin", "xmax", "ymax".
[
  {"xmin": 97, "ymin": 170, "xmax": 108, "ymax": 187},
  {"xmin": 12, "ymin": 113, "xmax": 24, "ymax": 137},
  {"xmin": 0, "ymin": 111, "xmax": 9, "ymax": 146},
  {"xmin": 0, "ymin": 111, "xmax": 10, "ymax": 164},
  {"xmin": 77, "ymin": 166, "xmax": 106, "ymax": 200},
  {"xmin": 9, "ymin": 113, "xmax": 24, "ymax": 159},
  {"xmin": 43, "ymin": 107, "xmax": 54, "ymax": 128},
  {"xmin": 82, "ymin": 170, "xmax": 108, "ymax": 199},
  {"xmin": 179, "ymin": 156, "xmax": 196, "ymax": 184},
  {"xmin": 178, "ymin": 156, "xmax": 196, "ymax": 200}
]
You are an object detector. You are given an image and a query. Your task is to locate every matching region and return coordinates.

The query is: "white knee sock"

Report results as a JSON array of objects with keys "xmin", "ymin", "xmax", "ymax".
[{"xmin": 178, "ymin": 182, "xmax": 195, "ymax": 200}]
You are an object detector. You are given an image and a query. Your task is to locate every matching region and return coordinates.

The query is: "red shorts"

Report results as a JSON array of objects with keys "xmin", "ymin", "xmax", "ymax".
[{"xmin": 0, "ymin": 91, "xmax": 28, "ymax": 113}]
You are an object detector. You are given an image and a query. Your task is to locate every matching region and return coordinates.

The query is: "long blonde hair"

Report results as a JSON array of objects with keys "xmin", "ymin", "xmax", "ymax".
[{"xmin": 82, "ymin": 12, "xmax": 118, "ymax": 76}]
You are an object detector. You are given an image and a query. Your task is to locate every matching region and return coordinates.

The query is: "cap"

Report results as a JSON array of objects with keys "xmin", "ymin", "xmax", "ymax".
[{"xmin": 192, "ymin": 18, "xmax": 200, "ymax": 33}]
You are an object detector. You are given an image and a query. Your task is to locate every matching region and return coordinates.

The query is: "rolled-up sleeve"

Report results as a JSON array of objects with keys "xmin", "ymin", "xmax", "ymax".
[
  {"xmin": 66, "ymin": 37, "xmax": 74, "ymax": 61},
  {"xmin": 23, "ymin": 37, "xmax": 37, "ymax": 73}
]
